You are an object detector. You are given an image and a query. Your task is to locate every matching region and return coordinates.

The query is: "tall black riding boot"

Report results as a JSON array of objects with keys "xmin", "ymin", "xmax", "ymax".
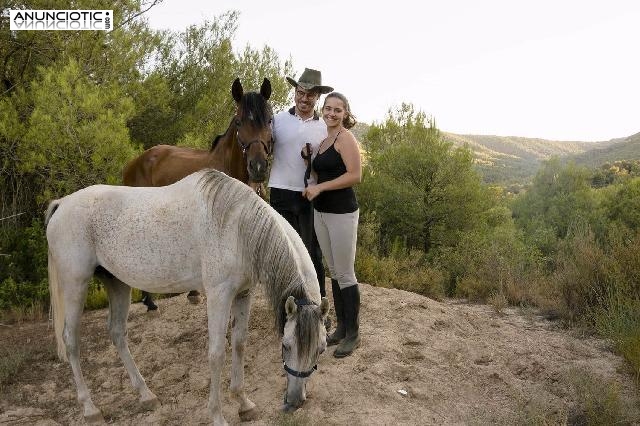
[
  {"xmin": 141, "ymin": 291, "xmax": 158, "ymax": 311},
  {"xmin": 187, "ymin": 290, "xmax": 201, "ymax": 304},
  {"xmin": 327, "ymin": 279, "xmax": 345, "ymax": 346},
  {"xmin": 334, "ymin": 284, "xmax": 360, "ymax": 358}
]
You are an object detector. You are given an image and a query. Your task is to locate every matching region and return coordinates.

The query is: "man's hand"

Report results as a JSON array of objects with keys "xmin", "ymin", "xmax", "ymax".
[{"xmin": 302, "ymin": 184, "xmax": 321, "ymax": 201}]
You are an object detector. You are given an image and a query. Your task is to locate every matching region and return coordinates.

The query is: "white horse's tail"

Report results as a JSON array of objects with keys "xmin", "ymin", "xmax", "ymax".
[
  {"xmin": 48, "ymin": 249, "xmax": 67, "ymax": 361},
  {"xmin": 46, "ymin": 200, "xmax": 67, "ymax": 362}
]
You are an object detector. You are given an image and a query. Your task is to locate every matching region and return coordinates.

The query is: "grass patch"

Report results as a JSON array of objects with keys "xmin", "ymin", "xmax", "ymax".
[
  {"xmin": 271, "ymin": 411, "xmax": 314, "ymax": 426},
  {"xmin": 488, "ymin": 291, "xmax": 508, "ymax": 314},
  {"xmin": 0, "ymin": 346, "xmax": 29, "ymax": 391},
  {"xmin": 0, "ymin": 324, "xmax": 56, "ymax": 392},
  {"xmin": 567, "ymin": 369, "xmax": 637, "ymax": 425},
  {"xmin": 516, "ymin": 394, "xmax": 566, "ymax": 425},
  {"xmin": 0, "ymin": 299, "xmax": 47, "ymax": 324}
]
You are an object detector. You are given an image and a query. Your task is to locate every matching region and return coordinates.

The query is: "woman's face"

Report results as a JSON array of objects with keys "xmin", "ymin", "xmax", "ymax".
[{"xmin": 322, "ymin": 96, "xmax": 346, "ymax": 128}]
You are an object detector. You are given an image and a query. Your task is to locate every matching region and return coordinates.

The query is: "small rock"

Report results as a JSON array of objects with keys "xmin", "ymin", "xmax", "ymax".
[{"xmin": 474, "ymin": 356, "xmax": 493, "ymax": 365}]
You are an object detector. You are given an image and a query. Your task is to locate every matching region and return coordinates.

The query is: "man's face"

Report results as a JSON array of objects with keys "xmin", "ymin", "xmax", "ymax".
[{"xmin": 294, "ymin": 87, "xmax": 320, "ymax": 117}]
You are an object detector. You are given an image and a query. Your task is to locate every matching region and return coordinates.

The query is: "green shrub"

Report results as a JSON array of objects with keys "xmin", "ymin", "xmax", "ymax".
[
  {"xmin": 0, "ymin": 277, "xmax": 48, "ymax": 311},
  {"xmin": 84, "ymin": 279, "xmax": 109, "ymax": 310},
  {"xmin": 439, "ymin": 223, "xmax": 543, "ymax": 305},
  {"xmin": 551, "ymin": 226, "xmax": 612, "ymax": 322},
  {"xmin": 0, "ymin": 220, "xmax": 49, "ymax": 312},
  {"xmin": 356, "ymin": 213, "xmax": 446, "ymax": 298},
  {"xmin": 593, "ymin": 294, "xmax": 640, "ymax": 378},
  {"xmin": 356, "ymin": 249, "xmax": 446, "ymax": 298}
]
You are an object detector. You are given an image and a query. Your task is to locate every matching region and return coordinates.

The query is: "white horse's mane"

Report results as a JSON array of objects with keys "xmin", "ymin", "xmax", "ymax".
[{"xmin": 198, "ymin": 170, "xmax": 317, "ymax": 336}]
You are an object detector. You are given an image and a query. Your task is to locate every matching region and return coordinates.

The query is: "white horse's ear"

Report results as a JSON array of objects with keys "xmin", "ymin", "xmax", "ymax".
[
  {"xmin": 285, "ymin": 296, "xmax": 297, "ymax": 317},
  {"xmin": 319, "ymin": 297, "xmax": 330, "ymax": 318}
]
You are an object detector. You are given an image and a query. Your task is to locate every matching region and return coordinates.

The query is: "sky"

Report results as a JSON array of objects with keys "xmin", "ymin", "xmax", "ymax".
[{"xmin": 145, "ymin": 0, "xmax": 640, "ymax": 142}]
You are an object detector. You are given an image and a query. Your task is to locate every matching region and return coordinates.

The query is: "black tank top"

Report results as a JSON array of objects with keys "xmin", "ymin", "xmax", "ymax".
[{"xmin": 312, "ymin": 134, "xmax": 358, "ymax": 214}]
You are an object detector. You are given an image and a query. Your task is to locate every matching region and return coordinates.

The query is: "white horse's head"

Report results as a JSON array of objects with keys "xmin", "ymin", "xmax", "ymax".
[{"xmin": 281, "ymin": 296, "xmax": 329, "ymax": 411}]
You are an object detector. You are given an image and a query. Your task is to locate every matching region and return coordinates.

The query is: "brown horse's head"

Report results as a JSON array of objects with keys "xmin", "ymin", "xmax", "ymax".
[{"xmin": 232, "ymin": 78, "xmax": 273, "ymax": 183}]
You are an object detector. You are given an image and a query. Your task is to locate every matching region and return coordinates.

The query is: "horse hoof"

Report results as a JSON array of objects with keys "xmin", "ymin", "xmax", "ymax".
[
  {"xmin": 84, "ymin": 410, "xmax": 104, "ymax": 424},
  {"xmin": 141, "ymin": 396, "xmax": 161, "ymax": 411},
  {"xmin": 187, "ymin": 294, "xmax": 201, "ymax": 304},
  {"xmin": 280, "ymin": 403, "xmax": 298, "ymax": 414},
  {"xmin": 239, "ymin": 406, "xmax": 259, "ymax": 421}
]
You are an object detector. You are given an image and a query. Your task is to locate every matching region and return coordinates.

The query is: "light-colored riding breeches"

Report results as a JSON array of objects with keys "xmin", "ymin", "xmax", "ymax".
[{"xmin": 313, "ymin": 209, "xmax": 359, "ymax": 289}]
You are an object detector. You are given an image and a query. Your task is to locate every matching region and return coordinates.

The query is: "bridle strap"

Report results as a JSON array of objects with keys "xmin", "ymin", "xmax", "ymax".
[
  {"xmin": 235, "ymin": 130, "xmax": 271, "ymax": 199},
  {"xmin": 283, "ymin": 362, "xmax": 317, "ymax": 378},
  {"xmin": 294, "ymin": 298, "xmax": 316, "ymax": 307},
  {"xmin": 236, "ymin": 132, "xmax": 272, "ymax": 157}
]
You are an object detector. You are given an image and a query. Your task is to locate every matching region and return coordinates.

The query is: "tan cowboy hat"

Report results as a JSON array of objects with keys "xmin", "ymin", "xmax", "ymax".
[{"xmin": 286, "ymin": 68, "xmax": 333, "ymax": 94}]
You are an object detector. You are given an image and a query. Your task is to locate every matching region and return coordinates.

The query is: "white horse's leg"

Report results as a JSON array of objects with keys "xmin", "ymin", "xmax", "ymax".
[
  {"xmin": 62, "ymin": 278, "xmax": 103, "ymax": 423},
  {"xmin": 230, "ymin": 291, "xmax": 258, "ymax": 421},
  {"xmin": 101, "ymin": 275, "xmax": 160, "ymax": 410},
  {"xmin": 206, "ymin": 286, "xmax": 235, "ymax": 426}
]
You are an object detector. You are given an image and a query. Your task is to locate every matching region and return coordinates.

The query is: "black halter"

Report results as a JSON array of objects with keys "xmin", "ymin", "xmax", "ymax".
[
  {"xmin": 282, "ymin": 298, "xmax": 318, "ymax": 378},
  {"xmin": 283, "ymin": 359, "xmax": 317, "ymax": 378},
  {"xmin": 236, "ymin": 132, "xmax": 272, "ymax": 157}
]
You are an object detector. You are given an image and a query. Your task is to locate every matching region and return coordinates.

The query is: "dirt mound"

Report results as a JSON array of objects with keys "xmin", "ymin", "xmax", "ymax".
[{"xmin": 1, "ymin": 283, "xmax": 638, "ymax": 425}]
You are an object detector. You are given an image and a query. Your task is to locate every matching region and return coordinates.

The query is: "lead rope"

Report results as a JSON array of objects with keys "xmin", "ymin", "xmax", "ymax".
[{"xmin": 303, "ymin": 142, "xmax": 312, "ymax": 188}]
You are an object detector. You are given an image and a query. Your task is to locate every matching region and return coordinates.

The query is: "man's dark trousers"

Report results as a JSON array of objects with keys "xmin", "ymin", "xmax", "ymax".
[{"xmin": 269, "ymin": 188, "xmax": 326, "ymax": 297}]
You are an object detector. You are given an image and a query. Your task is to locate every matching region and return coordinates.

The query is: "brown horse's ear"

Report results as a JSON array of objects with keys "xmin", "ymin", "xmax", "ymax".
[
  {"xmin": 232, "ymin": 78, "xmax": 243, "ymax": 103},
  {"xmin": 260, "ymin": 78, "xmax": 272, "ymax": 100}
]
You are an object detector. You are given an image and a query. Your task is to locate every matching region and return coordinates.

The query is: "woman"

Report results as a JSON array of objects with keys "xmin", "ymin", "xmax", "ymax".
[{"xmin": 302, "ymin": 92, "xmax": 362, "ymax": 358}]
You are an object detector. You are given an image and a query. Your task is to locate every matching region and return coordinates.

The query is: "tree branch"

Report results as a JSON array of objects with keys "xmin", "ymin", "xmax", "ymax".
[
  {"xmin": 0, "ymin": 212, "xmax": 25, "ymax": 221},
  {"xmin": 112, "ymin": 0, "xmax": 164, "ymax": 32}
]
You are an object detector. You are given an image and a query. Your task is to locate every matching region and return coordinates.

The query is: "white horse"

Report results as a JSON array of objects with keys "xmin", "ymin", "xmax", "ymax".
[{"xmin": 45, "ymin": 169, "xmax": 329, "ymax": 425}]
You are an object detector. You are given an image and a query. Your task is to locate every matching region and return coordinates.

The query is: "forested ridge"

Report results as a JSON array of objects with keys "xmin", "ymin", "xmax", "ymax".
[{"xmin": 1, "ymin": 2, "xmax": 638, "ymax": 410}]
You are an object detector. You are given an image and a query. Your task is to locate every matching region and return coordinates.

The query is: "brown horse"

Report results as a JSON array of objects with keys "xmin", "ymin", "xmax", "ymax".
[
  {"xmin": 123, "ymin": 78, "xmax": 274, "ymax": 309},
  {"xmin": 123, "ymin": 77, "xmax": 273, "ymax": 191}
]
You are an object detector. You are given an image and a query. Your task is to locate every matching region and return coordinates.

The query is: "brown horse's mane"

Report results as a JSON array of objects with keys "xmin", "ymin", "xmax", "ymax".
[
  {"xmin": 209, "ymin": 134, "xmax": 224, "ymax": 152},
  {"xmin": 241, "ymin": 91, "xmax": 272, "ymax": 128}
]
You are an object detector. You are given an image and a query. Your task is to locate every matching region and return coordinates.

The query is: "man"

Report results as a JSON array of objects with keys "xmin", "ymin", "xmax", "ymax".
[{"xmin": 269, "ymin": 68, "xmax": 332, "ymax": 305}]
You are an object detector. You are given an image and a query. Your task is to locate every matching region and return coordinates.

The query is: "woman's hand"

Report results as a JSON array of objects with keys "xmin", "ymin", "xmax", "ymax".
[{"xmin": 302, "ymin": 184, "xmax": 322, "ymax": 201}]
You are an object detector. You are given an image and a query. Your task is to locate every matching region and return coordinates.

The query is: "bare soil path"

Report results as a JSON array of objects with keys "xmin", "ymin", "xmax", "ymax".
[{"xmin": 1, "ymin": 283, "xmax": 638, "ymax": 425}]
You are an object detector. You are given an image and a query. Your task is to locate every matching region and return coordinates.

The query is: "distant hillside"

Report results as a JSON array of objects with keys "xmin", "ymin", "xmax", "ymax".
[
  {"xmin": 353, "ymin": 122, "xmax": 639, "ymax": 185},
  {"xmin": 441, "ymin": 133, "xmax": 615, "ymax": 184},
  {"xmin": 567, "ymin": 132, "xmax": 640, "ymax": 168}
]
